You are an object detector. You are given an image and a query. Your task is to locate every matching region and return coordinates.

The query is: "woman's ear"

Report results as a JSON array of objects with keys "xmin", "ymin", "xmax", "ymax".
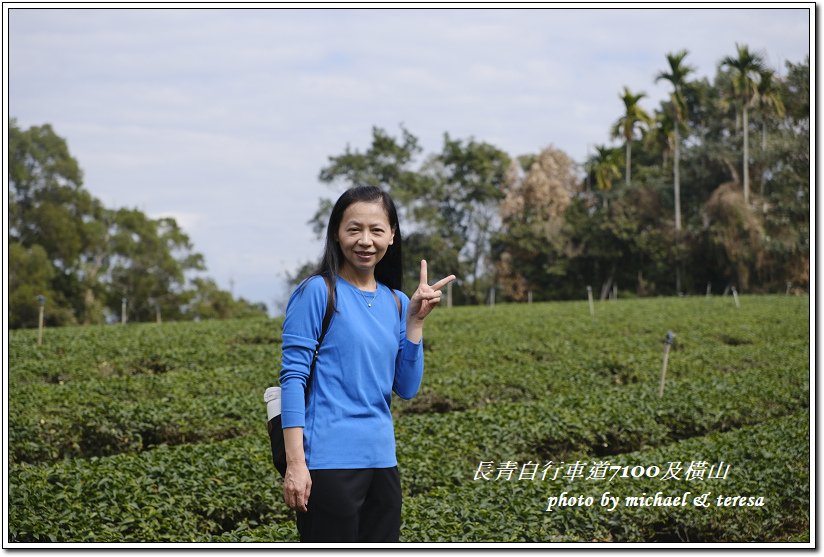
[{"xmin": 389, "ymin": 228, "xmax": 395, "ymax": 245}]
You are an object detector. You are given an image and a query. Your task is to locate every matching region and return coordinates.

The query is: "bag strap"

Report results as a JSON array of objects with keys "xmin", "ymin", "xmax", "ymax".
[
  {"xmin": 306, "ymin": 274, "xmax": 335, "ymax": 396},
  {"xmin": 391, "ymin": 289, "xmax": 402, "ymax": 321},
  {"xmin": 315, "ymin": 274, "xmax": 336, "ymax": 356}
]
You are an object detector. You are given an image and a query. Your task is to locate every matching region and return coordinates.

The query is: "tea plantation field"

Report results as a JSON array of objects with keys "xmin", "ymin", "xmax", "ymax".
[{"xmin": 7, "ymin": 295, "xmax": 811, "ymax": 543}]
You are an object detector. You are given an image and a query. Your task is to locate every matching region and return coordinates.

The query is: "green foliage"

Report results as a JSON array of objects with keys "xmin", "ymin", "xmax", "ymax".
[
  {"xmin": 315, "ymin": 125, "xmax": 426, "ymax": 228},
  {"xmin": 8, "ymin": 120, "xmax": 267, "ymax": 326},
  {"xmin": 399, "ymin": 412, "xmax": 809, "ymax": 542},
  {"xmin": 612, "ymin": 87, "xmax": 654, "ymax": 185},
  {"xmin": 417, "ymin": 134, "xmax": 511, "ymax": 303},
  {"xmin": 302, "ymin": 46, "xmax": 808, "ymax": 302},
  {"xmin": 720, "ymin": 43, "xmax": 766, "ymax": 108},
  {"xmin": 588, "ymin": 145, "xmax": 622, "ymax": 193},
  {"xmin": 313, "ymin": 126, "xmax": 510, "ymax": 302},
  {"xmin": 186, "ymin": 278, "xmax": 268, "ymax": 321},
  {"xmin": 7, "ymin": 295, "xmax": 810, "ymax": 542},
  {"xmin": 9, "ymin": 243, "xmax": 76, "ymax": 328},
  {"xmin": 9, "ymin": 121, "xmax": 104, "ymax": 326},
  {"xmin": 656, "ymin": 49, "xmax": 695, "ymax": 126},
  {"xmin": 781, "ymin": 57, "xmax": 810, "ymax": 124},
  {"xmin": 490, "ymin": 51, "xmax": 809, "ymax": 300},
  {"xmin": 319, "ymin": 125, "xmax": 424, "ymax": 195}
]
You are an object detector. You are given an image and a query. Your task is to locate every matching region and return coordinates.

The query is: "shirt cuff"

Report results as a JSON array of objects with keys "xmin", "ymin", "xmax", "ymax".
[
  {"xmin": 281, "ymin": 410, "xmax": 305, "ymax": 429},
  {"xmin": 401, "ymin": 336, "xmax": 423, "ymax": 362}
]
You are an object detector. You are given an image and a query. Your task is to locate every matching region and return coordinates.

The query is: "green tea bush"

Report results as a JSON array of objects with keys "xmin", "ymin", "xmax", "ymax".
[{"xmin": 8, "ymin": 295, "xmax": 810, "ymax": 542}]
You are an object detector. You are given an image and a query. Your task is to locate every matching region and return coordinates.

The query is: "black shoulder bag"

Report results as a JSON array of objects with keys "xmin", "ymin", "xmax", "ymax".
[{"xmin": 265, "ymin": 277, "xmax": 401, "ymax": 477}]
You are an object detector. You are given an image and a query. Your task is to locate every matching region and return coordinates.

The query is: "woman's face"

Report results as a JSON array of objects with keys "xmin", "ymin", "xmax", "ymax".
[{"xmin": 336, "ymin": 201, "xmax": 395, "ymax": 277}]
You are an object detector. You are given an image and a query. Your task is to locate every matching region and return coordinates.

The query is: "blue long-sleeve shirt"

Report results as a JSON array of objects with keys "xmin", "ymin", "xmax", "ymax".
[{"xmin": 279, "ymin": 274, "xmax": 424, "ymax": 469}]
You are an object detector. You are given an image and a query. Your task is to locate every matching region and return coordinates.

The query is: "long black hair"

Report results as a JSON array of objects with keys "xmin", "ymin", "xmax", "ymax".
[{"xmin": 301, "ymin": 186, "xmax": 403, "ymax": 310}]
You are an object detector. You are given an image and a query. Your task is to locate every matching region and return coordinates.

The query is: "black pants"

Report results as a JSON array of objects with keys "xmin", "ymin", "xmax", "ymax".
[{"xmin": 296, "ymin": 467, "xmax": 401, "ymax": 543}]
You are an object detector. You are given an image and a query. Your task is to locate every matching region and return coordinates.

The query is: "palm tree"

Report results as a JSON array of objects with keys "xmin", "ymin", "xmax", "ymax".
[
  {"xmin": 655, "ymin": 50, "xmax": 694, "ymax": 234},
  {"xmin": 587, "ymin": 145, "xmax": 622, "ymax": 207},
  {"xmin": 754, "ymin": 68, "xmax": 786, "ymax": 152},
  {"xmin": 753, "ymin": 68, "xmax": 786, "ymax": 198},
  {"xmin": 721, "ymin": 43, "xmax": 766, "ymax": 206},
  {"xmin": 643, "ymin": 109, "xmax": 675, "ymax": 170},
  {"xmin": 656, "ymin": 50, "xmax": 694, "ymax": 294},
  {"xmin": 611, "ymin": 86, "xmax": 653, "ymax": 186}
]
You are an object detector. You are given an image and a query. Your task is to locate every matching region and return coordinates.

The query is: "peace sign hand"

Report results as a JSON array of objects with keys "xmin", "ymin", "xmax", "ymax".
[{"xmin": 408, "ymin": 260, "xmax": 457, "ymax": 322}]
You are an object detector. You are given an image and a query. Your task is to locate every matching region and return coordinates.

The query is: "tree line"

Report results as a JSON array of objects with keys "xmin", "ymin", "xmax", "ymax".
[
  {"xmin": 8, "ymin": 120, "xmax": 267, "ymax": 329},
  {"xmin": 9, "ymin": 46, "xmax": 809, "ymax": 327},
  {"xmin": 293, "ymin": 47, "xmax": 809, "ymax": 303}
]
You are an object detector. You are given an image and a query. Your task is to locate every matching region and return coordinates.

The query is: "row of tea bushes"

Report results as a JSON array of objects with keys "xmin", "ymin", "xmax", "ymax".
[
  {"xmin": 10, "ymin": 296, "xmax": 808, "ymax": 464},
  {"xmin": 10, "ymin": 318, "xmax": 279, "ymax": 385},
  {"xmin": 8, "ymin": 295, "xmax": 809, "ymax": 542},
  {"xmin": 9, "ymin": 366, "xmax": 807, "ymax": 543}
]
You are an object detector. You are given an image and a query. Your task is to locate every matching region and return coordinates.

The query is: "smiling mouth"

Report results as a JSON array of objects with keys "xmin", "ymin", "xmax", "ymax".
[{"xmin": 355, "ymin": 251, "xmax": 375, "ymax": 258}]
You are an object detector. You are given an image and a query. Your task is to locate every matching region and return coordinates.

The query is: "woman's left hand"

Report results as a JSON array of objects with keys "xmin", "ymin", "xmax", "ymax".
[{"xmin": 408, "ymin": 259, "xmax": 456, "ymax": 322}]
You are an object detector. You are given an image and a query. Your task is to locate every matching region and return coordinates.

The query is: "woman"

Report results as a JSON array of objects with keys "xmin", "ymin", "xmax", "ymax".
[{"xmin": 279, "ymin": 185, "xmax": 455, "ymax": 542}]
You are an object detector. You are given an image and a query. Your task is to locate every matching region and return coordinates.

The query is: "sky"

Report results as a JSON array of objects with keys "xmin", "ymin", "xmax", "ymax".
[{"xmin": 6, "ymin": 5, "xmax": 812, "ymax": 315}]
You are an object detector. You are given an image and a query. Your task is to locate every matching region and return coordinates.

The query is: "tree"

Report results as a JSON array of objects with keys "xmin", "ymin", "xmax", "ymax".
[
  {"xmin": 656, "ymin": 50, "xmax": 695, "ymax": 293},
  {"xmin": 701, "ymin": 182, "xmax": 766, "ymax": 290},
  {"xmin": 8, "ymin": 120, "xmax": 264, "ymax": 326},
  {"xmin": 8, "ymin": 120, "xmax": 109, "ymax": 323},
  {"xmin": 186, "ymin": 278, "xmax": 268, "ymax": 320},
  {"xmin": 107, "ymin": 209, "xmax": 206, "ymax": 322},
  {"xmin": 8, "ymin": 243, "xmax": 75, "ymax": 328},
  {"xmin": 656, "ymin": 50, "xmax": 694, "ymax": 234},
  {"xmin": 419, "ymin": 134, "xmax": 510, "ymax": 303},
  {"xmin": 494, "ymin": 146, "xmax": 581, "ymax": 300},
  {"xmin": 586, "ymin": 145, "xmax": 622, "ymax": 206},
  {"xmin": 754, "ymin": 68, "xmax": 786, "ymax": 153},
  {"xmin": 751, "ymin": 68, "xmax": 786, "ymax": 199},
  {"xmin": 296, "ymin": 52, "xmax": 810, "ymax": 300},
  {"xmin": 720, "ymin": 43, "xmax": 766, "ymax": 205},
  {"xmin": 759, "ymin": 57, "xmax": 810, "ymax": 292},
  {"xmin": 315, "ymin": 126, "xmax": 509, "ymax": 302},
  {"xmin": 317, "ymin": 125, "xmax": 425, "ymax": 227},
  {"xmin": 781, "ymin": 56, "xmax": 810, "ymax": 126},
  {"xmin": 643, "ymin": 109, "xmax": 675, "ymax": 170},
  {"xmin": 611, "ymin": 86, "xmax": 653, "ymax": 186}
]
